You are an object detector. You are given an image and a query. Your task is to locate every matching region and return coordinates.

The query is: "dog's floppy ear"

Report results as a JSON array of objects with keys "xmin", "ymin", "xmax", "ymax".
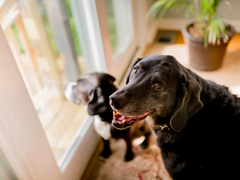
[
  {"xmin": 170, "ymin": 72, "xmax": 204, "ymax": 132},
  {"xmin": 103, "ymin": 73, "xmax": 116, "ymax": 83},
  {"xmin": 126, "ymin": 58, "xmax": 143, "ymax": 84},
  {"xmin": 87, "ymin": 87, "xmax": 108, "ymax": 115},
  {"xmin": 71, "ymin": 86, "xmax": 89, "ymax": 105},
  {"xmin": 71, "ymin": 77, "xmax": 93, "ymax": 105}
]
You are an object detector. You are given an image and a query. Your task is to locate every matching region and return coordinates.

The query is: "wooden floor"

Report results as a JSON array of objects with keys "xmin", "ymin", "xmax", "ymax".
[
  {"xmin": 38, "ymin": 99, "xmax": 88, "ymax": 162},
  {"xmin": 225, "ymin": 33, "xmax": 240, "ymax": 51}
]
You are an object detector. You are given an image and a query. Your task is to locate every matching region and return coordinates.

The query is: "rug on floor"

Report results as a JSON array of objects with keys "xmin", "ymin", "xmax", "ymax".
[{"xmin": 83, "ymin": 134, "xmax": 172, "ymax": 180}]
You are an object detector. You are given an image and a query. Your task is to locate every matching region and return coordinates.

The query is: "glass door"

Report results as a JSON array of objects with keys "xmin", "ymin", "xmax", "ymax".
[
  {"xmin": 1, "ymin": 0, "xmax": 91, "ymax": 164},
  {"xmin": 0, "ymin": 0, "xmax": 103, "ymax": 179}
]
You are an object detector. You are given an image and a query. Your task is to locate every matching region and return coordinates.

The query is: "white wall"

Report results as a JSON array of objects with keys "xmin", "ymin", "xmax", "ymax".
[
  {"xmin": 156, "ymin": 0, "xmax": 240, "ymax": 32},
  {"xmin": 162, "ymin": 0, "xmax": 240, "ymax": 20}
]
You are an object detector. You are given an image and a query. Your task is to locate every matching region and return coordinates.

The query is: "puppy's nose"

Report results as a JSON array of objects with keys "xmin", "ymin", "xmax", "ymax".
[{"xmin": 109, "ymin": 90, "xmax": 126, "ymax": 110}]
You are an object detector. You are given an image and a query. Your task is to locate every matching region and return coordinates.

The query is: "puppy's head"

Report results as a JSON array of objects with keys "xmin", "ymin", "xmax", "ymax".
[
  {"xmin": 65, "ymin": 73, "xmax": 117, "ymax": 116},
  {"xmin": 110, "ymin": 55, "xmax": 203, "ymax": 132}
]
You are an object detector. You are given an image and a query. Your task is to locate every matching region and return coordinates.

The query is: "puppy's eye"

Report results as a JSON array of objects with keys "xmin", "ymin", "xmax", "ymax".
[
  {"xmin": 152, "ymin": 83, "xmax": 162, "ymax": 91},
  {"xmin": 132, "ymin": 67, "xmax": 138, "ymax": 75}
]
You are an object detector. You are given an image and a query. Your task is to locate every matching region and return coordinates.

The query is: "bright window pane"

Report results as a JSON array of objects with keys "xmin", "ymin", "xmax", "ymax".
[{"xmin": 105, "ymin": 0, "xmax": 134, "ymax": 62}]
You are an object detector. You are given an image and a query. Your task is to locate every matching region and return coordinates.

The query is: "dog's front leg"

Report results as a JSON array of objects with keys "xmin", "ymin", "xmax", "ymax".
[
  {"xmin": 123, "ymin": 137, "xmax": 134, "ymax": 161},
  {"xmin": 100, "ymin": 138, "xmax": 111, "ymax": 158}
]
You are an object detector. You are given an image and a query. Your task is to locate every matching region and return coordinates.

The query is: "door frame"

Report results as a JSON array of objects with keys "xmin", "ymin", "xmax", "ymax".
[
  {"xmin": 0, "ymin": 25, "xmax": 60, "ymax": 180},
  {"xmin": 95, "ymin": 0, "xmax": 138, "ymax": 82},
  {"xmin": 0, "ymin": 18, "xmax": 100, "ymax": 180}
]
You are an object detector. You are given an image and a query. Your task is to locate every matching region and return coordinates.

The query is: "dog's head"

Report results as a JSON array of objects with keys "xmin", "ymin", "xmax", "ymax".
[
  {"xmin": 65, "ymin": 73, "xmax": 117, "ymax": 116},
  {"xmin": 110, "ymin": 55, "xmax": 203, "ymax": 132}
]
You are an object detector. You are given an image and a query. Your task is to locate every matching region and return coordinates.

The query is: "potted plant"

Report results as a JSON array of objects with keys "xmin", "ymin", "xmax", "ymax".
[{"xmin": 148, "ymin": 0, "xmax": 236, "ymax": 71}]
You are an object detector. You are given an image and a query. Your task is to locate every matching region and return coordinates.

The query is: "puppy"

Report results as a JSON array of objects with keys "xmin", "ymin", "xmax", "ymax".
[
  {"xmin": 110, "ymin": 55, "xmax": 240, "ymax": 179},
  {"xmin": 65, "ymin": 72, "xmax": 151, "ymax": 161}
]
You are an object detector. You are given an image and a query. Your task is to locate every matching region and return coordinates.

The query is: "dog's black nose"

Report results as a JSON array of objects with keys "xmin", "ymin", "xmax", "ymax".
[
  {"xmin": 109, "ymin": 95, "xmax": 118, "ymax": 109},
  {"xmin": 109, "ymin": 91, "xmax": 126, "ymax": 110}
]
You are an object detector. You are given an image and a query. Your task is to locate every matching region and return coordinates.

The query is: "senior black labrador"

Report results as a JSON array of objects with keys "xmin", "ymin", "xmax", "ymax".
[
  {"xmin": 65, "ymin": 72, "xmax": 151, "ymax": 161},
  {"xmin": 109, "ymin": 55, "xmax": 240, "ymax": 180}
]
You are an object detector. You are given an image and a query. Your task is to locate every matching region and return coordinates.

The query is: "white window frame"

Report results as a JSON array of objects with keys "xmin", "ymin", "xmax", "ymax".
[
  {"xmin": 69, "ymin": 0, "xmax": 107, "ymax": 74},
  {"xmin": 95, "ymin": 0, "xmax": 138, "ymax": 81}
]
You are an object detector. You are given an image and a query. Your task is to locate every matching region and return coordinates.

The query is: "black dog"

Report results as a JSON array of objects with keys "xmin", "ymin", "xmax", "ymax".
[
  {"xmin": 65, "ymin": 72, "xmax": 151, "ymax": 161},
  {"xmin": 110, "ymin": 55, "xmax": 240, "ymax": 179}
]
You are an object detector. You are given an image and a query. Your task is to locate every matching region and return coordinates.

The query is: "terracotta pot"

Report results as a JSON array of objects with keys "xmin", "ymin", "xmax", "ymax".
[{"xmin": 181, "ymin": 23, "xmax": 236, "ymax": 71}]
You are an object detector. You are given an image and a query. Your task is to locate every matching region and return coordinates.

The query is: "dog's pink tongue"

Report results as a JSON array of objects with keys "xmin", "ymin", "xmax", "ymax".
[{"xmin": 114, "ymin": 112, "xmax": 132, "ymax": 121}]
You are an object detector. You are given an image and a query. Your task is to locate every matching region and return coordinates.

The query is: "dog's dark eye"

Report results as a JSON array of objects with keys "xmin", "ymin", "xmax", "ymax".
[
  {"xmin": 152, "ymin": 83, "xmax": 162, "ymax": 91},
  {"xmin": 132, "ymin": 67, "xmax": 138, "ymax": 75}
]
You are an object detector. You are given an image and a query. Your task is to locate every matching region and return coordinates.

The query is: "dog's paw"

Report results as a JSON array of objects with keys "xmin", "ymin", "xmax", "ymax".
[
  {"xmin": 124, "ymin": 151, "xmax": 134, "ymax": 162},
  {"xmin": 100, "ymin": 149, "xmax": 111, "ymax": 159}
]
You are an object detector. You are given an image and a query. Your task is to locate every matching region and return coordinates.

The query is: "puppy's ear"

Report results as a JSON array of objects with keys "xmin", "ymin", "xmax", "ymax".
[
  {"xmin": 103, "ymin": 73, "xmax": 116, "ymax": 83},
  {"xmin": 170, "ymin": 72, "xmax": 203, "ymax": 132},
  {"xmin": 87, "ymin": 87, "xmax": 108, "ymax": 115},
  {"xmin": 73, "ymin": 78, "xmax": 95, "ymax": 104},
  {"xmin": 71, "ymin": 85, "xmax": 89, "ymax": 105},
  {"xmin": 126, "ymin": 58, "xmax": 143, "ymax": 84}
]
